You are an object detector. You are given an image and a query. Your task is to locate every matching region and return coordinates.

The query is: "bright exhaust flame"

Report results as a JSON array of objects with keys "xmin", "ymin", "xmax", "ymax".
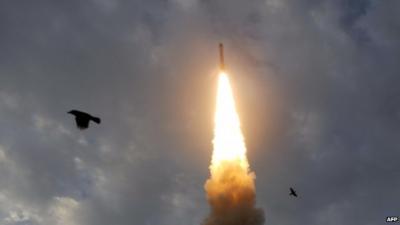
[
  {"xmin": 211, "ymin": 72, "xmax": 248, "ymax": 171},
  {"xmin": 203, "ymin": 72, "xmax": 264, "ymax": 225}
]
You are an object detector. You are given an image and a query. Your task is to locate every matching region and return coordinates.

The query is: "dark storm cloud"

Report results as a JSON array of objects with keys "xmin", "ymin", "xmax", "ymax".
[{"xmin": 0, "ymin": 0, "xmax": 399, "ymax": 224}]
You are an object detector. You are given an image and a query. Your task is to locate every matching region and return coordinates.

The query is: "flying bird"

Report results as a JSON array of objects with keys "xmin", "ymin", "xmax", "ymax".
[
  {"xmin": 289, "ymin": 187, "xmax": 298, "ymax": 197},
  {"xmin": 68, "ymin": 110, "xmax": 101, "ymax": 129}
]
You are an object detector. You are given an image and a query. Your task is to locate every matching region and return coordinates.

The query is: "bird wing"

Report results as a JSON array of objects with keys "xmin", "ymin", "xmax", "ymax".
[
  {"xmin": 75, "ymin": 116, "xmax": 90, "ymax": 129},
  {"xmin": 289, "ymin": 188, "xmax": 298, "ymax": 196}
]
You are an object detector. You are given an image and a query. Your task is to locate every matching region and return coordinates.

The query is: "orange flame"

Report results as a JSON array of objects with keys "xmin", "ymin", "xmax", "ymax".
[
  {"xmin": 211, "ymin": 72, "xmax": 249, "ymax": 172},
  {"xmin": 203, "ymin": 72, "xmax": 264, "ymax": 225}
]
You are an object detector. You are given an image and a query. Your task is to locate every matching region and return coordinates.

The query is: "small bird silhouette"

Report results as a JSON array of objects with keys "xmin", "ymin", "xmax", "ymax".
[
  {"xmin": 289, "ymin": 187, "xmax": 298, "ymax": 197},
  {"xmin": 68, "ymin": 110, "xmax": 101, "ymax": 129}
]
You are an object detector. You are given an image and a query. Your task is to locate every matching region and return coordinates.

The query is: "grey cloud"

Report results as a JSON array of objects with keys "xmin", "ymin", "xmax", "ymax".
[{"xmin": 0, "ymin": 0, "xmax": 399, "ymax": 225}]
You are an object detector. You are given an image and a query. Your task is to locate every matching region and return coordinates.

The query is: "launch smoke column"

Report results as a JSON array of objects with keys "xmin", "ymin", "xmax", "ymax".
[{"xmin": 202, "ymin": 45, "xmax": 265, "ymax": 225}]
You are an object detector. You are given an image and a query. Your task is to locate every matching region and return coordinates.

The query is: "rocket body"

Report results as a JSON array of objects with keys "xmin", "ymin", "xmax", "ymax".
[{"xmin": 219, "ymin": 43, "xmax": 225, "ymax": 70}]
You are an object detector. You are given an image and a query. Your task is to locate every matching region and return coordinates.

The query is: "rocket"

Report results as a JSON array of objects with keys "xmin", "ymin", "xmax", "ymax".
[{"xmin": 219, "ymin": 43, "xmax": 225, "ymax": 71}]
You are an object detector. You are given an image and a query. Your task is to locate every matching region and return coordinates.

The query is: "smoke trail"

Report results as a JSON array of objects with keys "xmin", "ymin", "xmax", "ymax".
[
  {"xmin": 203, "ymin": 161, "xmax": 265, "ymax": 225},
  {"xmin": 203, "ymin": 73, "xmax": 264, "ymax": 225}
]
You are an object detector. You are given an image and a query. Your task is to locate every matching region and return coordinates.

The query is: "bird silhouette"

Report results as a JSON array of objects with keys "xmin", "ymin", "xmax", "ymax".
[
  {"xmin": 289, "ymin": 187, "xmax": 298, "ymax": 197},
  {"xmin": 68, "ymin": 110, "xmax": 101, "ymax": 129}
]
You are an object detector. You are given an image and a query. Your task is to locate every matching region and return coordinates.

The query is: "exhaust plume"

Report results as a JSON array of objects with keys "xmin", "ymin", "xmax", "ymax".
[{"xmin": 203, "ymin": 72, "xmax": 264, "ymax": 225}]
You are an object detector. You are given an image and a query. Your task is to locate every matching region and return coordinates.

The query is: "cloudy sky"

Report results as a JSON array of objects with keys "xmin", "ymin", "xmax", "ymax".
[{"xmin": 0, "ymin": 0, "xmax": 399, "ymax": 224}]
